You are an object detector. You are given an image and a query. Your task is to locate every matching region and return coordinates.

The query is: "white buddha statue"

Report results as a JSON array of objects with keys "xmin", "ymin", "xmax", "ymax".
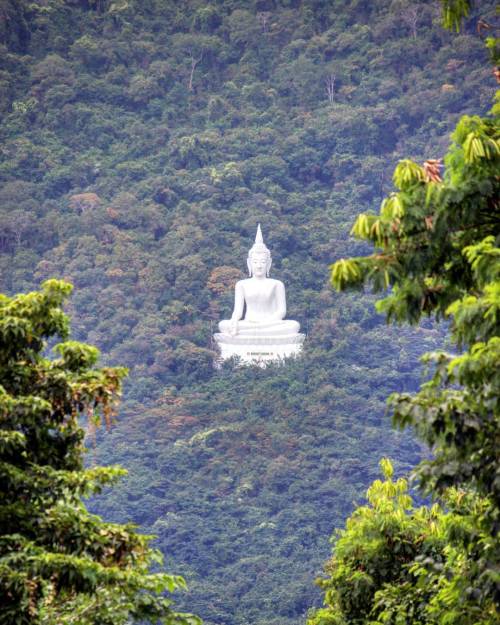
[{"xmin": 214, "ymin": 225, "xmax": 305, "ymax": 363}]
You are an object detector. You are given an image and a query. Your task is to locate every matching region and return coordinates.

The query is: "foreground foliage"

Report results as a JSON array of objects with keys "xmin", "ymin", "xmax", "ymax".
[
  {"xmin": 310, "ymin": 458, "xmax": 447, "ymax": 625},
  {"xmin": 310, "ymin": 11, "xmax": 500, "ymax": 624},
  {"xmin": 0, "ymin": 280, "xmax": 199, "ymax": 625},
  {"xmin": 309, "ymin": 461, "xmax": 498, "ymax": 625}
]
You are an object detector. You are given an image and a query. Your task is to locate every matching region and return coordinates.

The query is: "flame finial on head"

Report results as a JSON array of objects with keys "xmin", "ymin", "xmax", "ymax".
[
  {"xmin": 247, "ymin": 223, "xmax": 272, "ymax": 276},
  {"xmin": 255, "ymin": 223, "xmax": 264, "ymax": 244}
]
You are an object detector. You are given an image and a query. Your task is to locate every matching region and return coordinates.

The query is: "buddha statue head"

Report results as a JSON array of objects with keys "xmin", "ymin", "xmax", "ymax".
[{"xmin": 247, "ymin": 224, "xmax": 272, "ymax": 278}]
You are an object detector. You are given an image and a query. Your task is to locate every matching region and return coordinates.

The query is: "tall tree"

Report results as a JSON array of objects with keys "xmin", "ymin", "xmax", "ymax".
[
  {"xmin": 0, "ymin": 280, "xmax": 200, "ymax": 625},
  {"xmin": 309, "ymin": 3, "xmax": 499, "ymax": 623}
]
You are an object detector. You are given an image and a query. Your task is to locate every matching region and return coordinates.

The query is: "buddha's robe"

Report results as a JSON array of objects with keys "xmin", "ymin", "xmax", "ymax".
[{"xmin": 218, "ymin": 277, "xmax": 301, "ymax": 337}]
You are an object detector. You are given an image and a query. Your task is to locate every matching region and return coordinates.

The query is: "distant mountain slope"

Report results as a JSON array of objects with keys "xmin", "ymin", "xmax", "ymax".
[{"xmin": 0, "ymin": 1, "xmax": 497, "ymax": 624}]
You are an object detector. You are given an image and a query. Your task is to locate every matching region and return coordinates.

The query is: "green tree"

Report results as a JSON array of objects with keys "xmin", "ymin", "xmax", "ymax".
[
  {"xmin": 308, "ymin": 458, "xmax": 450, "ymax": 625},
  {"xmin": 309, "ymin": 4, "xmax": 500, "ymax": 623},
  {"xmin": 0, "ymin": 280, "xmax": 200, "ymax": 625}
]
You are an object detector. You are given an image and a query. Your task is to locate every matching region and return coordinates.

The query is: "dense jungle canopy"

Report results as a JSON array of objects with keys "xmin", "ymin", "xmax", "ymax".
[{"xmin": 0, "ymin": 1, "xmax": 498, "ymax": 624}]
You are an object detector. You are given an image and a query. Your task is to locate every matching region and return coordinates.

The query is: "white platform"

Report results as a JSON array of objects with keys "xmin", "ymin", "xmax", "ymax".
[{"xmin": 214, "ymin": 333, "xmax": 305, "ymax": 364}]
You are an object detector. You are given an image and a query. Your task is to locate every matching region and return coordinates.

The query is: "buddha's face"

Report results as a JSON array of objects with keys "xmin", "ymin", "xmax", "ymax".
[{"xmin": 248, "ymin": 252, "xmax": 270, "ymax": 278}]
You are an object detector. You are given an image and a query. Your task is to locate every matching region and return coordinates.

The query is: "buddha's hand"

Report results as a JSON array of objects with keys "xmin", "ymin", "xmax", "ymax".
[{"xmin": 230, "ymin": 320, "xmax": 238, "ymax": 336}]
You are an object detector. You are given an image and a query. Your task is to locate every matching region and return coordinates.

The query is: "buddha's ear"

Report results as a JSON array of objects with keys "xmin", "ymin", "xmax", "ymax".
[
  {"xmin": 266, "ymin": 258, "xmax": 272, "ymax": 277},
  {"xmin": 247, "ymin": 258, "xmax": 252, "ymax": 276}
]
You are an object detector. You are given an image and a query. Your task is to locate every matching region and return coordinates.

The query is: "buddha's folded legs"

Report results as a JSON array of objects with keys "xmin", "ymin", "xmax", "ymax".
[{"xmin": 218, "ymin": 319, "xmax": 300, "ymax": 336}]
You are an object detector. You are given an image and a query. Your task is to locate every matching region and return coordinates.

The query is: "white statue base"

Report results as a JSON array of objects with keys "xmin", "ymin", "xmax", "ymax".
[{"xmin": 214, "ymin": 332, "xmax": 305, "ymax": 364}]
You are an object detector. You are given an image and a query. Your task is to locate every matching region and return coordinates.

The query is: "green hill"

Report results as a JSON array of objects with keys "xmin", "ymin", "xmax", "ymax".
[{"xmin": 0, "ymin": 1, "xmax": 496, "ymax": 624}]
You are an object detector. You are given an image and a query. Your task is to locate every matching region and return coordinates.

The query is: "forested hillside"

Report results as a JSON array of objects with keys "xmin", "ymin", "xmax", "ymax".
[{"xmin": 0, "ymin": 1, "xmax": 496, "ymax": 624}]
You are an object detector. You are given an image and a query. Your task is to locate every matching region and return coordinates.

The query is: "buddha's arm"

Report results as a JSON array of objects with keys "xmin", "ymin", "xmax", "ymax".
[
  {"xmin": 273, "ymin": 281, "xmax": 287, "ymax": 320},
  {"xmin": 230, "ymin": 282, "xmax": 245, "ymax": 330}
]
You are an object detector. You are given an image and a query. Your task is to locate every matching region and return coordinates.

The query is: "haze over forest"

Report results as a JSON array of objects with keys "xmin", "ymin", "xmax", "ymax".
[{"xmin": 0, "ymin": 1, "xmax": 497, "ymax": 624}]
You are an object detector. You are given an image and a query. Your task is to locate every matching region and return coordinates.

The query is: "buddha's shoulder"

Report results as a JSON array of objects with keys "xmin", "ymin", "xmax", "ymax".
[{"xmin": 268, "ymin": 278, "xmax": 284, "ymax": 287}]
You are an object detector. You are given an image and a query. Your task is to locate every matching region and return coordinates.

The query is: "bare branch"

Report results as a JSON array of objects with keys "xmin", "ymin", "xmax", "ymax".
[
  {"xmin": 257, "ymin": 12, "xmax": 272, "ymax": 32},
  {"xmin": 188, "ymin": 52, "xmax": 203, "ymax": 91},
  {"xmin": 325, "ymin": 74, "xmax": 336, "ymax": 104},
  {"xmin": 400, "ymin": 5, "xmax": 420, "ymax": 39}
]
